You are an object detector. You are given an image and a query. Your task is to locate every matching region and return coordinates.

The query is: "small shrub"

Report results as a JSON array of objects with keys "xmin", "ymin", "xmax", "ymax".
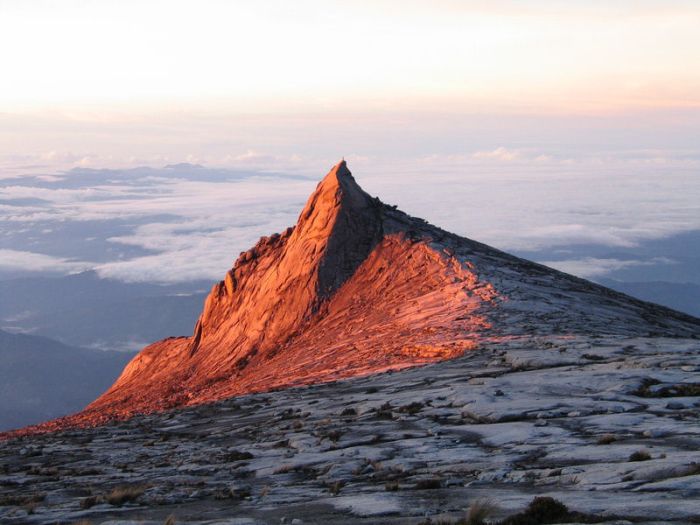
[
  {"xmin": 105, "ymin": 485, "xmax": 146, "ymax": 506},
  {"xmin": 632, "ymin": 377, "xmax": 662, "ymax": 397},
  {"xmin": 222, "ymin": 450, "xmax": 253, "ymax": 462},
  {"xmin": 385, "ymin": 480, "xmax": 399, "ymax": 491},
  {"xmin": 327, "ymin": 429, "xmax": 343, "ymax": 442},
  {"xmin": 414, "ymin": 477, "xmax": 442, "ymax": 490},
  {"xmin": 597, "ymin": 434, "xmax": 617, "ymax": 445},
  {"xmin": 399, "ymin": 401, "xmax": 424, "ymax": 415},
  {"xmin": 80, "ymin": 495, "xmax": 102, "ymax": 509},
  {"xmin": 415, "ymin": 499, "xmax": 496, "ymax": 525},
  {"xmin": 501, "ymin": 496, "xmax": 568, "ymax": 525},
  {"xmin": 341, "ymin": 407, "xmax": 357, "ymax": 417},
  {"xmin": 466, "ymin": 498, "xmax": 497, "ymax": 525},
  {"xmin": 327, "ymin": 480, "xmax": 345, "ymax": 495},
  {"xmin": 629, "ymin": 450, "xmax": 652, "ymax": 462},
  {"xmin": 0, "ymin": 493, "xmax": 45, "ymax": 506},
  {"xmin": 273, "ymin": 464, "xmax": 295, "ymax": 474}
]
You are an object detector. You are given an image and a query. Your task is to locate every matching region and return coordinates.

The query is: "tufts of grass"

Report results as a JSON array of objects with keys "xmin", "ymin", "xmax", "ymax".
[
  {"xmin": 597, "ymin": 434, "xmax": 617, "ymax": 445},
  {"xmin": 398, "ymin": 401, "xmax": 425, "ymax": 415},
  {"xmin": 629, "ymin": 449, "xmax": 652, "ymax": 462},
  {"xmin": 416, "ymin": 498, "xmax": 496, "ymax": 525},
  {"xmin": 632, "ymin": 377, "xmax": 662, "ymax": 397},
  {"xmin": 105, "ymin": 484, "xmax": 146, "ymax": 506},
  {"xmin": 80, "ymin": 495, "xmax": 103, "ymax": 509},
  {"xmin": 501, "ymin": 497, "xmax": 569, "ymax": 525},
  {"xmin": 633, "ymin": 379, "xmax": 700, "ymax": 398},
  {"xmin": 273, "ymin": 464, "xmax": 296, "ymax": 474},
  {"xmin": 0, "ymin": 493, "xmax": 45, "ymax": 506},
  {"xmin": 414, "ymin": 477, "xmax": 443, "ymax": 490},
  {"xmin": 385, "ymin": 480, "xmax": 400, "ymax": 491},
  {"xmin": 466, "ymin": 499, "xmax": 497, "ymax": 525},
  {"xmin": 327, "ymin": 480, "xmax": 345, "ymax": 495},
  {"xmin": 222, "ymin": 449, "xmax": 253, "ymax": 462}
]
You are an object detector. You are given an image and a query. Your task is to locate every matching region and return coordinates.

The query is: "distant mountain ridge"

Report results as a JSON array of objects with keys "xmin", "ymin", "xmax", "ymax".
[
  {"xmin": 0, "ymin": 330, "xmax": 133, "ymax": 431},
  {"xmin": 0, "ymin": 271, "xmax": 208, "ymax": 351},
  {"xmin": 599, "ymin": 279, "xmax": 700, "ymax": 318},
  {"xmin": 8, "ymin": 161, "xmax": 700, "ymax": 436}
]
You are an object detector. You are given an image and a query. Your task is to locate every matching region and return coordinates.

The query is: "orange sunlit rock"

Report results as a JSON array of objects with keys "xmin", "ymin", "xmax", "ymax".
[{"xmin": 7, "ymin": 160, "xmax": 698, "ymax": 438}]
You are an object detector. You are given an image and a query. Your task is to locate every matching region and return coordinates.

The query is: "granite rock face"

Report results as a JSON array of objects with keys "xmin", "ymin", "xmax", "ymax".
[
  {"xmin": 1, "ymin": 336, "xmax": 699, "ymax": 524},
  {"xmin": 8, "ymin": 160, "xmax": 699, "ymax": 435}
]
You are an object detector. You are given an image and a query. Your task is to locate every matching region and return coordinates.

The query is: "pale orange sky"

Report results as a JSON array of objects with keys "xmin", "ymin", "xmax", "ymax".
[{"xmin": 1, "ymin": 0, "xmax": 699, "ymax": 169}]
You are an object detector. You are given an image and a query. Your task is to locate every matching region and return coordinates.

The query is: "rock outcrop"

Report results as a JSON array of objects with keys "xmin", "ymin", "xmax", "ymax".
[{"xmin": 9, "ymin": 160, "xmax": 700, "ymax": 434}]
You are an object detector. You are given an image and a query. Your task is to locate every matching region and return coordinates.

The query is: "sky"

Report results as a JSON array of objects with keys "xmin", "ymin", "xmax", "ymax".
[
  {"xmin": 1, "ymin": 0, "xmax": 700, "ymax": 169},
  {"xmin": 0, "ymin": 1, "xmax": 699, "ymax": 285}
]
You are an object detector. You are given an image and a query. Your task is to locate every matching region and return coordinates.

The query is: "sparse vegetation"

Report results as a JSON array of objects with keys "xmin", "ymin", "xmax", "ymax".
[
  {"xmin": 385, "ymin": 480, "xmax": 399, "ymax": 491},
  {"xmin": 466, "ymin": 498, "xmax": 497, "ymax": 525},
  {"xmin": 105, "ymin": 484, "xmax": 146, "ymax": 505},
  {"xmin": 597, "ymin": 434, "xmax": 617, "ymax": 445},
  {"xmin": 629, "ymin": 449, "xmax": 652, "ymax": 462},
  {"xmin": 0, "ymin": 493, "xmax": 45, "ymax": 506},
  {"xmin": 274, "ymin": 464, "xmax": 300, "ymax": 474},
  {"xmin": 327, "ymin": 480, "xmax": 345, "ymax": 495},
  {"xmin": 632, "ymin": 377, "xmax": 662, "ymax": 397},
  {"xmin": 398, "ymin": 401, "xmax": 425, "ymax": 414},
  {"xmin": 374, "ymin": 401, "xmax": 394, "ymax": 419},
  {"xmin": 222, "ymin": 449, "xmax": 254, "ymax": 462},
  {"xmin": 326, "ymin": 429, "xmax": 343, "ymax": 442},
  {"xmin": 635, "ymin": 381, "xmax": 700, "ymax": 398},
  {"xmin": 80, "ymin": 495, "xmax": 102, "ymax": 509},
  {"xmin": 414, "ymin": 477, "xmax": 443, "ymax": 490},
  {"xmin": 416, "ymin": 498, "xmax": 496, "ymax": 525},
  {"xmin": 501, "ymin": 497, "xmax": 569, "ymax": 525}
]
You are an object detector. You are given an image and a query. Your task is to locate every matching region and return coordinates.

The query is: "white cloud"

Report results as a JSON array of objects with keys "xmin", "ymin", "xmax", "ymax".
[
  {"xmin": 472, "ymin": 147, "xmax": 521, "ymax": 161},
  {"xmin": 540, "ymin": 257, "xmax": 675, "ymax": 279},
  {"xmin": 1, "ymin": 156, "xmax": 699, "ymax": 284},
  {"xmin": 0, "ymin": 249, "xmax": 92, "ymax": 274}
]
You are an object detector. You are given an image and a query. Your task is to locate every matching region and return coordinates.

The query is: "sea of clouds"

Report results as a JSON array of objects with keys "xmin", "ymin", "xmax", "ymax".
[{"xmin": 1, "ymin": 149, "xmax": 699, "ymax": 284}]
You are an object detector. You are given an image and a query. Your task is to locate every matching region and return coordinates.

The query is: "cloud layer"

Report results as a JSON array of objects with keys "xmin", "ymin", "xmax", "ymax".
[{"xmin": 1, "ymin": 154, "xmax": 699, "ymax": 284}]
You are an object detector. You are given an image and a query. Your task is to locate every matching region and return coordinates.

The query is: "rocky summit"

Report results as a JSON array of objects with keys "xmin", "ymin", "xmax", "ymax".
[
  {"xmin": 1, "ymin": 161, "xmax": 699, "ymax": 524},
  {"xmin": 11, "ymin": 160, "xmax": 699, "ymax": 435}
]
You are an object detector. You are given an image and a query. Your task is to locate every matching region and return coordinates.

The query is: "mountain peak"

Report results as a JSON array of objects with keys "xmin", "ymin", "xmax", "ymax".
[
  {"xmin": 296, "ymin": 160, "xmax": 374, "ymax": 228},
  {"xmin": 14, "ymin": 162, "xmax": 699, "ymax": 434},
  {"xmin": 292, "ymin": 161, "xmax": 382, "ymax": 298}
]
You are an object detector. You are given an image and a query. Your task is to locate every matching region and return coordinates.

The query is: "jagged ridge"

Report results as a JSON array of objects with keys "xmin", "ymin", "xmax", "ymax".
[{"xmin": 8, "ymin": 160, "xmax": 700, "ymax": 435}]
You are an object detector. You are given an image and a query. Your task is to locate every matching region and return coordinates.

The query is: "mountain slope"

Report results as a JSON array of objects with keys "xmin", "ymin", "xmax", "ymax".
[
  {"xmin": 12, "ymin": 161, "xmax": 700, "ymax": 434},
  {"xmin": 0, "ymin": 272, "xmax": 208, "ymax": 351},
  {"xmin": 599, "ymin": 279, "xmax": 700, "ymax": 318},
  {"xmin": 0, "ymin": 330, "xmax": 133, "ymax": 431}
]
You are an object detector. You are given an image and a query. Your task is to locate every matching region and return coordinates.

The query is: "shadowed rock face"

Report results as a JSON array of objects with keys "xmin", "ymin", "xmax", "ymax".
[{"xmin": 7, "ymin": 161, "xmax": 700, "ymax": 436}]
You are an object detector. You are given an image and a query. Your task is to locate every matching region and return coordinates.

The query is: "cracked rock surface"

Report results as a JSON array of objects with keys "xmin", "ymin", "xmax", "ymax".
[{"xmin": 2, "ymin": 336, "xmax": 699, "ymax": 524}]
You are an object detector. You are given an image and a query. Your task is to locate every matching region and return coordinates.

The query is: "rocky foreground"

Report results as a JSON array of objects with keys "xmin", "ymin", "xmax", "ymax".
[{"xmin": 2, "ymin": 335, "xmax": 699, "ymax": 524}]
